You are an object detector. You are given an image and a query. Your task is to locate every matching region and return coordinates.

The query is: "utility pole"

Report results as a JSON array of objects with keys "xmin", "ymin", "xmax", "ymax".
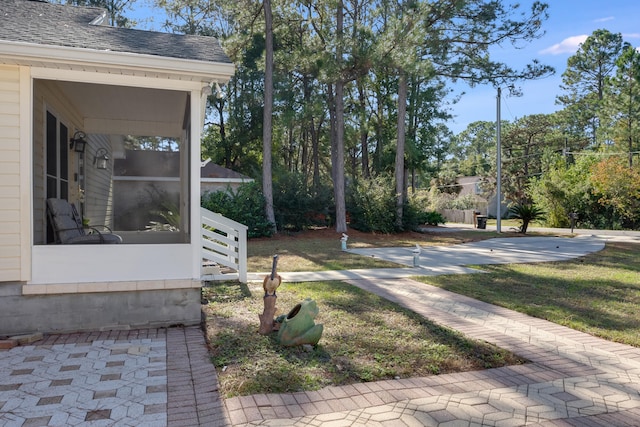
[{"xmin": 496, "ymin": 87, "xmax": 502, "ymax": 233}]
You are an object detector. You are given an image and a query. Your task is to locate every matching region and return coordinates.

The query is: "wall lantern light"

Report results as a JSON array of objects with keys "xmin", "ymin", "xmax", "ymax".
[
  {"xmin": 69, "ymin": 131, "xmax": 88, "ymax": 153},
  {"xmin": 214, "ymin": 81, "xmax": 225, "ymax": 99},
  {"xmin": 93, "ymin": 148, "xmax": 109, "ymax": 170}
]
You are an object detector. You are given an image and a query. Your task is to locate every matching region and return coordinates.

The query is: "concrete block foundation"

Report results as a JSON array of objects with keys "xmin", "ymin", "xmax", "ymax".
[{"xmin": 0, "ymin": 282, "xmax": 202, "ymax": 336}]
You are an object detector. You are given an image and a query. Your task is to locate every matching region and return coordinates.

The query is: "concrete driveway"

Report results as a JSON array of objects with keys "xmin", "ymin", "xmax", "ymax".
[
  {"xmin": 249, "ymin": 234, "xmax": 610, "ymax": 283},
  {"xmin": 348, "ymin": 235, "xmax": 605, "ymax": 269}
]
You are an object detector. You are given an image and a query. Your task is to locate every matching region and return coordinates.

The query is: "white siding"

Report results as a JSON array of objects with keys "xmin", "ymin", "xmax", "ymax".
[
  {"xmin": 0, "ymin": 66, "xmax": 21, "ymax": 281},
  {"xmin": 84, "ymin": 134, "xmax": 115, "ymax": 228}
]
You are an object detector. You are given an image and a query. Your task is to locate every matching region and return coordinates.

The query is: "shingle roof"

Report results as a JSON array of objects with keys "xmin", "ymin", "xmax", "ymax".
[
  {"xmin": 114, "ymin": 150, "xmax": 180, "ymax": 177},
  {"xmin": 0, "ymin": 0, "xmax": 231, "ymax": 64},
  {"xmin": 201, "ymin": 161, "xmax": 252, "ymax": 180},
  {"xmin": 113, "ymin": 151, "xmax": 252, "ymax": 181}
]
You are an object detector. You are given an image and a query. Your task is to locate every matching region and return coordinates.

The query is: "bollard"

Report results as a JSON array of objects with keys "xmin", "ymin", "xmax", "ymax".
[{"xmin": 412, "ymin": 244, "xmax": 421, "ymax": 267}]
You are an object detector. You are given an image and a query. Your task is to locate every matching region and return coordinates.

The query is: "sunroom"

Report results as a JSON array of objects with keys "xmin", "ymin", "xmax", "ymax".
[
  {"xmin": 30, "ymin": 73, "xmax": 204, "ymax": 286},
  {"xmin": 0, "ymin": 0, "xmax": 239, "ymax": 334}
]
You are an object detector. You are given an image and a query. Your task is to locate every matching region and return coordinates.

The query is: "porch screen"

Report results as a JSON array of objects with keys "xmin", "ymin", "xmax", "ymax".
[{"xmin": 112, "ymin": 136, "xmax": 189, "ymax": 242}]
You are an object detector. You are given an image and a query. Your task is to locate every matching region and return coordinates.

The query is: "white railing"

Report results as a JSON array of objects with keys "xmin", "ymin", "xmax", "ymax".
[{"xmin": 200, "ymin": 207, "xmax": 248, "ymax": 283}]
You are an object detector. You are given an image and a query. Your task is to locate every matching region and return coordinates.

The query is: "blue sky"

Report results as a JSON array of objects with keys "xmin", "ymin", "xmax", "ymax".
[
  {"xmin": 130, "ymin": 1, "xmax": 640, "ymax": 135},
  {"xmin": 448, "ymin": 1, "xmax": 640, "ymax": 134}
]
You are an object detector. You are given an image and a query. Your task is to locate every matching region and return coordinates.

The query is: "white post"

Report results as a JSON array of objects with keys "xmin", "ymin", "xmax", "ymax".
[
  {"xmin": 238, "ymin": 227, "xmax": 247, "ymax": 283},
  {"xmin": 496, "ymin": 87, "xmax": 502, "ymax": 234},
  {"xmin": 340, "ymin": 233, "xmax": 348, "ymax": 251}
]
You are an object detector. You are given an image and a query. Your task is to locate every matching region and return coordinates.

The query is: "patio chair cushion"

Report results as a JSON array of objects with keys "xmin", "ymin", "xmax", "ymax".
[{"xmin": 46, "ymin": 198, "xmax": 122, "ymax": 244}]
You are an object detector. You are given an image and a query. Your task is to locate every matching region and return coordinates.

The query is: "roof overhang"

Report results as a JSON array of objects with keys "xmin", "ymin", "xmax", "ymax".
[
  {"xmin": 0, "ymin": 40, "xmax": 235, "ymax": 84},
  {"xmin": 1, "ymin": 40, "xmax": 235, "ymax": 137}
]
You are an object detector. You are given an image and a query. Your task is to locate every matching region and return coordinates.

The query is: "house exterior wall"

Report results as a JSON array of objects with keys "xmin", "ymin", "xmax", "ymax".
[
  {"xmin": 0, "ymin": 65, "xmax": 22, "ymax": 282},
  {"xmin": 457, "ymin": 176, "xmax": 482, "ymax": 197}
]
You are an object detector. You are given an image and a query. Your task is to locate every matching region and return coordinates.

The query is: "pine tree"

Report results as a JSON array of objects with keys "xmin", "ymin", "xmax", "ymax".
[{"xmin": 556, "ymin": 29, "xmax": 623, "ymax": 147}]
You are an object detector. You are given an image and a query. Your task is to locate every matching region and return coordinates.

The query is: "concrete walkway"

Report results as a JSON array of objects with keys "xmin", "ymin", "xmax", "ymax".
[{"xmin": 2, "ymin": 232, "xmax": 639, "ymax": 426}]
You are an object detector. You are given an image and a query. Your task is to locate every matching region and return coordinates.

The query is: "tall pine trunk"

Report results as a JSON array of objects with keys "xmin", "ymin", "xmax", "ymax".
[
  {"xmin": 262, "ymin": 0, "xmax": 276, "ymax": 231},
  {"xmin": 394, "ymin": 71, "xmax": 408, "ymax": 229},
  {"xmin": 332, "ymin": 0, "xmax": 347, "ymax": 233}
]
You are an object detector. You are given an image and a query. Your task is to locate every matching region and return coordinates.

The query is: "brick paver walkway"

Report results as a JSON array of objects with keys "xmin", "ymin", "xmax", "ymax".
[{"xmin": 0, "ymin": 327, "xmax": 228, "ymax": 427}]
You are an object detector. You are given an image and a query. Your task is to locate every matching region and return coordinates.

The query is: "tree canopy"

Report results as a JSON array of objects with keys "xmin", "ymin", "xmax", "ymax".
[{"xmin": 59, "ymin": 1, "xmax": 640, "ymax": 231}]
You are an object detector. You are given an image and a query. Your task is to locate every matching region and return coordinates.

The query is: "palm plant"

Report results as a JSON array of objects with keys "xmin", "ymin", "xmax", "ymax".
[
  {"xmin": 509, "ymin": 202, "xmax": 545, "ymax": 234},
  {"xmin": 147, "ymin": 200, "xmax": 180, "ymax": 232}
]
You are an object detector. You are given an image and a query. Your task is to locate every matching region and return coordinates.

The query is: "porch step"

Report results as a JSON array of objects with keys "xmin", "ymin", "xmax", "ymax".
[
  {"xmin": 202, "ymin": 261, "xmax": 222, "ymax": 275},
  {"xmin": 11, "ymin": 333, "xmax": 44, "ymax": 345},
  {"xmin": 201, "ymin": 272, "xmax": 240, "ymax": 282},
  {"xmin": 201, "ymin": 261, "xmax": 238, "ymax": 281}
]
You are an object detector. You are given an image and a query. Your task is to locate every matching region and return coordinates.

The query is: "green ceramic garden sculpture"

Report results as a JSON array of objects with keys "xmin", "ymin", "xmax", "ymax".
[{"xmin": 276, "ymin": 298, "xmax": 323, "ymax": 347}]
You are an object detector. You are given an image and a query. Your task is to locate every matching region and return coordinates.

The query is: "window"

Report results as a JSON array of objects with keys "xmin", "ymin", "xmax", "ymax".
[{"xmin": 45, "ymin": 110, "xmax": 69, "ymax": 243}]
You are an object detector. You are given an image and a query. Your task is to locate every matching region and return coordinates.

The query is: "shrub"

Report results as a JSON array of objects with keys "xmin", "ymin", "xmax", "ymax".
[
  {"xmin": 426, "ymin": 187, "xmax": 485, "ymax": 212},
  {"xmin": 348, "ymin": 179, "xmax": 448, "ymax": 232},
  {"xmin": 404, "ymin": 192, "xmax": 446, "ymax": 229},
  {"xmin": 201, "ymin": 182, "xmax": 274, "ymax": 238},
  {"xmin": 347, "ymin": 177, "xmax": 397, "ymax": 233},
  {"xmin": 423, "ymin": 211, "xmax": 446, "ymax": 226},
  {"xmin": 508, "ymin": 202, "xmax": 545, "ymax": 234},
  {"xmin": 273, "ymin": 172, "xmax": 334, "ymax": 231}
]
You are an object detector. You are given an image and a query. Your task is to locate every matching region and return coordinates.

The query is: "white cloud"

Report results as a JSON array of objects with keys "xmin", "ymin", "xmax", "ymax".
[
  {"xmin": 623, "ymin": 32, "xmax": 640, "ymax": 39},
  {"xmin": 594, "ymin": 16, "xmax": 614, "ymax": 23},
  {"xmin": 539, "ymin": 35, "xmax": 588, "ymax": 55}
]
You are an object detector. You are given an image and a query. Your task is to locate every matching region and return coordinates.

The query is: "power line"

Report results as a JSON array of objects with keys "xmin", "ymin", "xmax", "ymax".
[{"xmin": 565, "ymin": 151, "xmax": 640, "ymax": 156}]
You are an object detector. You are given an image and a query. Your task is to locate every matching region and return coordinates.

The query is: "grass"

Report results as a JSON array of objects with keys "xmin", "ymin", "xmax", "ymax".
[
  {"xmin": 418, "ymin": 241, "xmax": 640, "ymax": 347},
  {"xmin": 202, "ymin": 280, "xmax": 525, "ymax": 398},
  {"xmin": 203, "ymin": 227, "xmax": 640, "ymax": 398}
]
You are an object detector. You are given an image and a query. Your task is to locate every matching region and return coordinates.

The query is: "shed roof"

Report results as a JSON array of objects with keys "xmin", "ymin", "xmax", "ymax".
[
  {"xmin": 0, "ymin": 0, "xmax": 231, "ymax": 64},
  {"xmin": 201, "ymin": 161, "xmax": 252, "ymax": 180},
  {"xmin": 113, "ymin": 151, "xmax": 252, "ymax": 181}
]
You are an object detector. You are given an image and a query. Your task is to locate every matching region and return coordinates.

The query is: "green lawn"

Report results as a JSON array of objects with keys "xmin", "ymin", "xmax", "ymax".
[
  {"xmin": 203, "ymin": 279, "xmax": 525, "ymax": 397},
  {"xmin": 204, "ymin": 228, "xmax": 640, "ymax": 397},
  {"xmin": 417, "ymin": 241, "xmax": 640, "ymax": 346}
]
